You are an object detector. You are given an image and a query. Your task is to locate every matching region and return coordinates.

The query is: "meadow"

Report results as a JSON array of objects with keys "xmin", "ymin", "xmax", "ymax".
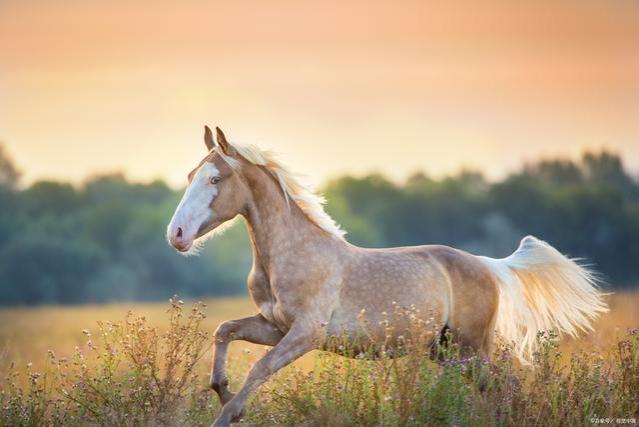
[{"xmin": 1, "ymin": 292, "xmax": 637, "ymax": 426}]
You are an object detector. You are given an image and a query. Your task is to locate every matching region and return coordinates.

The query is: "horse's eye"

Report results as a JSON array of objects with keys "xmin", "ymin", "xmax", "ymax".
[{"xmin": 210, "ymin": 176, "xmax": 220, "ymax": 185}]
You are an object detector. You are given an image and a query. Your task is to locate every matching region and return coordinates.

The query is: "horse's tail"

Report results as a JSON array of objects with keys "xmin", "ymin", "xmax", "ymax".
[{"xmin": 478, "ymin": 235, "xmax": 608, "ymax": 364}]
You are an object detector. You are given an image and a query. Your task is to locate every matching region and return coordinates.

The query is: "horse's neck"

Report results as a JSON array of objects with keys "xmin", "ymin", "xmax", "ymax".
[{"xmin": 242, "ymin": 168, "xmax": 323, "ymax": 270}]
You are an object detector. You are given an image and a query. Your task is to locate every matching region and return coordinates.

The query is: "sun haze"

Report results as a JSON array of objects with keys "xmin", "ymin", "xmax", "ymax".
[{"xmin": 1, "ymin": 0, "xmax": 638, "ymax": 187}]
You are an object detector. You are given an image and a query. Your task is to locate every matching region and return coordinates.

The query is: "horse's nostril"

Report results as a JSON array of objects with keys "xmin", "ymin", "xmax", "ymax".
[{"xmin": 176, "ymin": 227, "xmax": 183, "ymax": 238}]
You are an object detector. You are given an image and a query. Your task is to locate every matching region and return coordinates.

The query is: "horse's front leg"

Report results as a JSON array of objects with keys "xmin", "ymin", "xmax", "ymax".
[
  {"xmin": 212, "ymin": 321, "xmax": 318, "ymax": 427},
  {"xmin": 211, "ymin": 314, "xmax": 284, "ymax": 404}
]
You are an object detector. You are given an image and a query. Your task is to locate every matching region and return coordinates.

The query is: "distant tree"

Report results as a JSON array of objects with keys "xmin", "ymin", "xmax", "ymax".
[
  {"xmin": 1, "ymin": 148, "xmax": 639, "ymax": 306},
  {"xmin": 0, "ymin": 145, "xmax": 22, "ymax": 248},
  {"xmin": 22, "ymin": 181, "xmax": 79, "ymax": 216},
  {"xmin": 0, "ymin": 234, "xmax": 106, "ymax": 304},
  {"xmin": 0, "ymin": 144, "xmax": 20, "ymax": 189},
  {"xmin": 582, "ymin": 151, "xmax": 639, "ymax": 200},
  {"xmin": 401, "ymin": 173, "xmax": 488, "ymax": 246},
  {"xmin": 323, "ymin": 187, "xmax": 381, "ymax": 247},
  {"xmin": 525, "ymin": 159, "xmax": 583, "ymax": 186}
]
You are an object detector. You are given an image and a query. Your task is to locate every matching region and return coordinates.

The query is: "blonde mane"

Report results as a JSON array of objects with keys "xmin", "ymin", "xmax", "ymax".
[{"xmin": 218, "ymin": 142, "xmax": 346, "ymax": 239}]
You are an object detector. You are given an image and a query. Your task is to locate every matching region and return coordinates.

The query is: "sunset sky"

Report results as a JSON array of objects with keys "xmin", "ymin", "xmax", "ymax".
[{"xmin": 1, "ymin": 0, "xmax": 638, "ymax": 188}]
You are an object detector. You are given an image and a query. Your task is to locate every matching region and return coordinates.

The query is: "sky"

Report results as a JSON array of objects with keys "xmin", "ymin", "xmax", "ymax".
[{"xmin": 1, "ymin": 0, "xmax": 638, "ymax": 188}]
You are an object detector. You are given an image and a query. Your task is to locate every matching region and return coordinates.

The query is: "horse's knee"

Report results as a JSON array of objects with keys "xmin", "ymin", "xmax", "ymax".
[{"xmin": 214, "ymin": 320, "xmax": 239, "ymax": 342}]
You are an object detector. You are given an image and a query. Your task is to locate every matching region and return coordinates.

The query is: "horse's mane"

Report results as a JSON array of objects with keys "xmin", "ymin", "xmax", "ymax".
[{"xmin": 218, "ymin": 142, "xmax": 346, "ymax": 239}]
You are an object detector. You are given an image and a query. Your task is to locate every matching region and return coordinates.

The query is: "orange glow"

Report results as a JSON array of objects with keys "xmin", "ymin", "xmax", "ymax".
[{"xmin": 1, "ymin": 1, "xmax": 638, "ymax": 187}]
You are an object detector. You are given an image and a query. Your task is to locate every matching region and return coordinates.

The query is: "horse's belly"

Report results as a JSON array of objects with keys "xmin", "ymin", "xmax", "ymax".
[
  {"xmin": 324, "ymin": 289, "xmax": 446, "ymax": 353},
  {"xmin": 324, "ymin": 248, "xmax": 451, "ymax": 348}
]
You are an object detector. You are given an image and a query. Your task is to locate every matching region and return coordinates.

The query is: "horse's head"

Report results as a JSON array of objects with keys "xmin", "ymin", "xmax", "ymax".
[{"xmin": 167, "ymin": 126, "xmax": 249, "ymax": 253}]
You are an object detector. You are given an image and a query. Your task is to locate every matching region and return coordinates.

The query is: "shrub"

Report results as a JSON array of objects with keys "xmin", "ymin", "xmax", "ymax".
[{"xmin": 1, "ymin": 297, "xmax": 214, "ymax": 426}]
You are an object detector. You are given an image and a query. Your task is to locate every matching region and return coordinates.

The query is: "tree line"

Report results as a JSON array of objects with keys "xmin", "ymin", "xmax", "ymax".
[{"xmin": 0, "ymin": 145, "xmax": 637, "ymax": 305}]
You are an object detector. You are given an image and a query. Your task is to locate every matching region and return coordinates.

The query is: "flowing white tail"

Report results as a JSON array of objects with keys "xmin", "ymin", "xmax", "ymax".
[{"xmin": 478, "ymin": 235, "xmax": 608, "ymax": 364}]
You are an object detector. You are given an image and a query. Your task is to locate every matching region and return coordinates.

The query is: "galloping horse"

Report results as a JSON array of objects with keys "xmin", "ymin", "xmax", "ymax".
[{"xmin": 167, "ymin": 127, "xmax": 607, "ymax": 426}]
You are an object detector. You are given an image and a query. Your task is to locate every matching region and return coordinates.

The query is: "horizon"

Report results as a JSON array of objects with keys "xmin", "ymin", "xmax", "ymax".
[
  {"xmin": 1, "ymin": 142, "xmax": 634, "ymax": 190},
  {"xmin": 1, "ymin": 1, "xmax": 638, "ymax": 188}
]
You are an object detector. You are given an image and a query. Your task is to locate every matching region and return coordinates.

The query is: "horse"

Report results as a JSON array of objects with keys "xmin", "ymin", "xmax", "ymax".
[{"xmin": 167, "ymin": 126, "xmax": 608, "ymax": 426}]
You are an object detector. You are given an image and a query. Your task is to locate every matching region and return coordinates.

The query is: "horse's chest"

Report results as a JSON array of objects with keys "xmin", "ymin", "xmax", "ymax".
[{"xmin": 248, "ymin": 274, "xmax": 292, "ymax": 332}]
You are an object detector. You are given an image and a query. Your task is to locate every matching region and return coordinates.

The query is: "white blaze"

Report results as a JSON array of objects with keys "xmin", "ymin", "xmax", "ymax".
[{"xmin": 167, "ymin": 162, "xmax": 219, "ymax": 246}]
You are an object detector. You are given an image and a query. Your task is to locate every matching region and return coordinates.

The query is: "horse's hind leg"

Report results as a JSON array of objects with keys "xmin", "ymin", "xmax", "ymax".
[
  {"xmin": 429, "ymin": 324, "xmax": 451, "ymax": 360},
  {"xmin": 429, "ymin": 317, "xmax": 494, "ymax": 361},
  {"xmin": 447, "ymin": 323, "xmax": 494, "ymax": 358},
  {"xmin": 211, "ymin": 314, "xmax": 284, "ymax": 404},
  {"xmin": 449, "ymin": 303, "xmax": 497, "ymax": 391},
  {"xmin": 448, "ymin": 272, "xmax": 499, "ymax": 360}
]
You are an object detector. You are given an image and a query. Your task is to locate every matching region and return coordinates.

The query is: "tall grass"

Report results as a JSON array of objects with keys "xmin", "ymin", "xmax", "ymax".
[
  {"xmin": 1, "ymin": 298, "xmax": 215, "ymax": 426},
  {"xmin": 1, "ymin": 298, "xmax": 637, "ymax": 426}
]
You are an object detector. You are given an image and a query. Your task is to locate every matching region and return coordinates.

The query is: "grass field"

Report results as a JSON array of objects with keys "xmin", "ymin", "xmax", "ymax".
[{"xmin": 1, "ymin": 292, "xmax": 638, "ymax": 425}]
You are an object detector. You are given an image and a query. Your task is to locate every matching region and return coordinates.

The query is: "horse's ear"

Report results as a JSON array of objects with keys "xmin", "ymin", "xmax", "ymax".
[
  {"xmin": 216, "ymin": 127, "xmax": 235, "ymax": 156},
  {"xmin": 204, "ymin": 125, "xmax": 215, "ymax": 151}
]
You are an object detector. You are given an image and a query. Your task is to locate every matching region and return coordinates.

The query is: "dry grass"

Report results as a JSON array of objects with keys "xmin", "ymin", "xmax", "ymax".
[
  {"xmin": 0, "ymin": 297, "xmax": 255, "ymax": 374},
  {"xmin": 0, "ymin": 291, "xmax": 637, "ymax": 426},
  {"xmin": 0, "ymin": 297, "xmax": 320, "ymax": 391},
  {"xmin": 1, "ymin": 292, "xmax": 636, "ymax": 373},
  {"xmin": 559, "ymin": 290, "xmax": 638, "ymax": 352}
]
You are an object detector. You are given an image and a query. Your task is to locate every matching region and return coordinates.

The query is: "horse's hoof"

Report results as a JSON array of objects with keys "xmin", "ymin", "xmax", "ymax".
[
  {"xmin": 211, "ymin": 416, "xmax": 231, "ymax": 427},
  {"xmin": 230, "ymin": 408, "xmax": 246, "ymax": 423},
  {"xmin": 212, "ymin": 407, "xmax": 244, "ymax": 427}
]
